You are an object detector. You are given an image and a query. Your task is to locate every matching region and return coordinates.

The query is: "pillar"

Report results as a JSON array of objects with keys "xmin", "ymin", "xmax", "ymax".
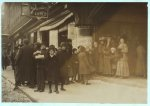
[
  {"xmin": 49, "ymin": 30, "xmax": 58, "ymax": 48},
  {"xmin": 37, "ymin": 30, "xmax": 42, "ymax": 43},
  {"xmin": 30, "ymin": 33, "xmax": 34, "ymax": 43}
]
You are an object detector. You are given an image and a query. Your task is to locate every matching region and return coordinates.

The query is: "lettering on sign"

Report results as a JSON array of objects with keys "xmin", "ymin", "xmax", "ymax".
[{"xmin": 30, "ymin": 3, "xmax": 49, "ymax": 18}]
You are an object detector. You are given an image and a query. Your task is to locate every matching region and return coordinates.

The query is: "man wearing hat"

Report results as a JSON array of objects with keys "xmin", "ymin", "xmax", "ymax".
[
  {"xmin": 57, "ymin": 42, "xmax": 68, "ymax": 91},
  {"xmin": 34, "ymin": 43, "xmax": 47, "ymax": 92},
  {"xmin": 16, "ymin": 39, "xmax": 35, "ymax": 88}
]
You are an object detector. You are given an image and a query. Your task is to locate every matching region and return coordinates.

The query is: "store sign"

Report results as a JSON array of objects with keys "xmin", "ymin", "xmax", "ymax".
[
  {"xmin": 21, "ymin": 3, "xmax": 49, "ymax": 18},
  {"xmin": 30, "ymin": 3, "xmax": 49, "ymax": 18}
]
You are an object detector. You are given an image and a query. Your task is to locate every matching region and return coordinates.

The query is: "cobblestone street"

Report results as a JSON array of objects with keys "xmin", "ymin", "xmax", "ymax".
[{"xmin": 2, "ymin": 77, "xmax": 31, "ymax": 102}]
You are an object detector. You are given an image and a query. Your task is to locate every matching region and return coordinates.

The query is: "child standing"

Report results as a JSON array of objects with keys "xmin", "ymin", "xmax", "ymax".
[
  {"xmin": 46, "ymin": 45, "xmax": 59, "ymax": 94},
  {"xmin": 71, "ymin": 48, "xmax": 79, "ymax": 81}
]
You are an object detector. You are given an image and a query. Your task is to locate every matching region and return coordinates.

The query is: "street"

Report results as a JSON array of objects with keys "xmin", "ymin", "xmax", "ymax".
[
  {"xmin": 2, "ymin": 66, "xmax": 147, "ymax": 103},
  {"xmin": 2, "ymin": 77, "xmax": 31, "ymax": 102}
]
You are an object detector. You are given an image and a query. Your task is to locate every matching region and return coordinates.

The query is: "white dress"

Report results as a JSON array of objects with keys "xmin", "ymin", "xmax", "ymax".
[{"xmin": 116, "ymin": 43, "xmax": 130, "ymax": 77}]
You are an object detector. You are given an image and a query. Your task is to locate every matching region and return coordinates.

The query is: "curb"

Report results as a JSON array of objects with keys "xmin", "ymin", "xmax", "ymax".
[{"xmin": 2, "ymin": 75, "xmax": 37, "ymax": 102}]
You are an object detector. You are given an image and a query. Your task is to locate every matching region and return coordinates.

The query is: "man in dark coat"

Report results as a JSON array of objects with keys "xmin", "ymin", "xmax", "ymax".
[
  {"xmin": 57, "ymin": 43, "xmax": 68, "ymax": 91},
  {"xmin": 12, "ymin": 46, "xmax": 20, "ymax": 90},
  {"xmin": 15, "ymin": 39, "xmax": 34, "ymax": 88},
  {"xmin": 34, "ymin": 43, "xmax": 47, "ymax": 92}
]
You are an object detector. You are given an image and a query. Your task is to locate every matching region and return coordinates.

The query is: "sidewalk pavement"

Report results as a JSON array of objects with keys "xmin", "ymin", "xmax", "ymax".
[{"xmin": 2, "ymin": 66, "xmax": 147, "ymax": 103}]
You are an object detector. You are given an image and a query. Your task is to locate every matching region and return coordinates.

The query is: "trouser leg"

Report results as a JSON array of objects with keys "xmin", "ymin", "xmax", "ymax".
[{"xmin": 54, "ymin": 80, "xmax": 58, "ymax": 91}]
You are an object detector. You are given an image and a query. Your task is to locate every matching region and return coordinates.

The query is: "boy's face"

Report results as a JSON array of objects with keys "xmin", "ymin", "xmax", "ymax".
[{"xmin": 49, "ymin": 50, "xmax": 54, "ymax": 55}]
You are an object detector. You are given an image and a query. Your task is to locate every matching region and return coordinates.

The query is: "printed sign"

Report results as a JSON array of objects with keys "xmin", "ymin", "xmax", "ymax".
[{"xmin": 30, "ymin": 3, "xmax": 49, "ymax": 18}]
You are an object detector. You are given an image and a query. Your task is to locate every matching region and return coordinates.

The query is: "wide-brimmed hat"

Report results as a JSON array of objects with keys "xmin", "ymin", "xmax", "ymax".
[{"xmin": 49, "ymin": 45, "xmax": 55, "ymax": 51}]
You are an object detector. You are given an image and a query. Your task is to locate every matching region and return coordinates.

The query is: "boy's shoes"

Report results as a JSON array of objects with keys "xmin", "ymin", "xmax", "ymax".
[
  {"xmin": 61, "ymin": 88, "xmax": 66, "ymax": 91},
  {"xmin": 55, "ymin": 90, "xmax": 59, "ymax": 94}
]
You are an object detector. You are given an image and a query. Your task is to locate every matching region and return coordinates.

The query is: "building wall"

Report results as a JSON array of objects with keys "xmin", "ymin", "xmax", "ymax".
[
  {"xmin": 94, "ymin": 3, "xmax": 147, "ymax": 75},
  {"xmin": 3, "ymin": 3, "xmax": 31, "ymax": 35}
]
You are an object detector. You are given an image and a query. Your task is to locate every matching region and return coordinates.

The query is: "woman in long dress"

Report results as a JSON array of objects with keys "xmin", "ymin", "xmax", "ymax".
[
  {"xmin": 135, "ymin": 42, "xmax": 146, "ymax": 77},
  {"xmin": 103, "ymin": 37, "xmax": 112, "ymax": 76},
  {"xmin": 116, "ymin": 38, "xmax": 130, "ymax": 78},
  {"xmin": 98, "ymin": 38, "xmax": 105, "ymax": 74}
]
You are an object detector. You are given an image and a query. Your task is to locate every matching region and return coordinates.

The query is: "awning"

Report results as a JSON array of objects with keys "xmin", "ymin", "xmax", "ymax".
[
  {"xmin": 39, "ymin": 13, "xmax": 73, "ymax": 31},
  {"xmin": 28, "ymin": 11, "xmax": 73, "ymax": 33}
]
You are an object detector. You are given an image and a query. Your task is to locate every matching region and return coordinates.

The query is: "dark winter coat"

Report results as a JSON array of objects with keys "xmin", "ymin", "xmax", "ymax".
[
  {"xmin": 46, "ymin": 55, "xmax": 59, "ymax": 81},
  {"xmin": 34, "ymin": 49, "xmax": 47, "ymax": 90},
  {"xmin": 16, "ymin": 45, "xmax": 34, "ymax": 81},
  {"xmin": 57, "ymin": 50, "xmax": 69, "ymax": 78}
]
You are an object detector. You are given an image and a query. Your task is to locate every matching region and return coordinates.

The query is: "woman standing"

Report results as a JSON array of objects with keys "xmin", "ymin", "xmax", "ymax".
[
  {"xmin": 78, "ymin": 46, "xmax": 91, "ymax": 85},
  {"xmin": 135, "ymin": 41, "xmax": 146, "ymax": 77},
  {"xmin": 92, "ymin": 41, "xmax": 99, "ymax": 74},
  {"xmin": 103, "ymin": 37, "xmax": 112, "ymax": 76},
  {"xmin": 98, "ymin": 38, "xmax": 105, "ymax": 75},
  {"xmin": 116, "ymin": 38, "xmax": 129, "ymax": 78}
]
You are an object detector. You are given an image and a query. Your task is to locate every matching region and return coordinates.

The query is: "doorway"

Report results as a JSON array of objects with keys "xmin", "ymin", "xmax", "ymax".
[
  {"xmin": 58, "ymin": 31, "xmax": 68, "ymax": 46},
  {"xmin": 41, "ymin": 31, "xmax": 49, "ymax": 47}
]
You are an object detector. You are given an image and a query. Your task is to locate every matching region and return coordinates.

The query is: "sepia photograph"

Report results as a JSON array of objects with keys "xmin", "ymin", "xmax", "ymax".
[{"xmin": 1, "ymin": 2, "xmax": 147, "ymax": 103}]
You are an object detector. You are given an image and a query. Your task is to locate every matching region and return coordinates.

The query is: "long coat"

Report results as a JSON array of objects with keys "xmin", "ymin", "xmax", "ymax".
[
  {"xmin": 92, "ymin": 47, "xmax": 99, "ymax": 71},
  {"xmin": 13, "ymin": 49, "xmax": 22, "ymax": 84},
  {"xmin": 98, "ymin": 44, "xmax": 105, "ymax": 74},
  {"xmin": 135, "ymin": 45, "xmax": 146, "ymax": 77},
  {"xmin": 103, "ymin": 47, "xmax": 112, "ymax": 75},
  {"xmin": 78, "ymin": 52, "xmax": 90, "ymax": 75},
  {"xmin": 46, "ymin": 55, "xmax": 59, "ymax": 81},
  {"xmin": 57, "ymin": 50, "xmax": 69, "ymax": 78},
  {"xmin": 35, "ymin": 49, "xmax": 47, "ymax": 90},
  {"xmin": 16, "ymin": 45, "xmax": 34, "ymax": 82}
]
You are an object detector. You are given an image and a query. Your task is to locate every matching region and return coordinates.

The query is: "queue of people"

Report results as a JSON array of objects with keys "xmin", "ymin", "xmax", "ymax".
[{"xmin": 2, "ymin": 36, "xmax": 147, "ymax": 94}]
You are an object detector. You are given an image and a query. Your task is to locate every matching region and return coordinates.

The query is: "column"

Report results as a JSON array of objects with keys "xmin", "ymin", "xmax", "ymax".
[
  {"xmin": 37, "ymin": 30, "xmax": 42, "ymax": 43},
  {"xmin": 30, "ymin": 33, "xmax": 34, "ymax": 43},
  {"xmin": 49, "ymin": 30, "xmax": 58, "ymax": 48}
]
